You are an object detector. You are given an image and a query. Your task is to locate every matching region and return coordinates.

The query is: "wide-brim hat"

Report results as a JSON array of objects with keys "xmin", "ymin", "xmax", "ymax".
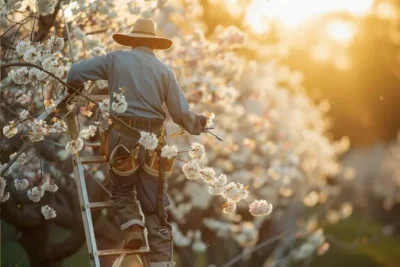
[{"xmin": 112, "ymin": 18, "xmax": 173, "ymax": 50}]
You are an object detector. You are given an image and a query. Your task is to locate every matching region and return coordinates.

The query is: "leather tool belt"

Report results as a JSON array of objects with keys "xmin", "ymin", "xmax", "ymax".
[
  {"xmin": 99, "ymin": 116, "xmax": 163, "ymax": 159},
  {"xmin": 100, "ymin": 115, "xmax": 173, "ymax": 224},
  {"xmin": 112, "ymin": 116, "xmax": 164, "ymax": 139}
]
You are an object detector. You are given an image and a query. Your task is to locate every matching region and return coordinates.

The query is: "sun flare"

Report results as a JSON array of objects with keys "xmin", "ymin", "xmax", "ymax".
[{"xmin": 244, "ymin": 0, "xmax": 374, "ymax": 34}]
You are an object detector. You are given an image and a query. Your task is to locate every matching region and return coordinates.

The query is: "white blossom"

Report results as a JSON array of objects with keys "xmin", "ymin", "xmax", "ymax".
[
  {"xmin": 19, "ymin": 109, "xmax": 29, "ymax": 120},
  {"xmin": 41, "ymin": 205, "xmax": 57, "ymax": 219},
  {"xmin": 28, "ymin": 68, "xmax": 47, "ymax": 82},
  {"xmin": 47, "ymin": 36, "xmax": 65, "ymax": 52},
  {"xmin": 222, "ymin": 182, "xmax": 249, "ymax": 202},
  {"xmin": 55, "ymin": 66, "xmax": 64, "ymax": 78},
  {"xmin": 14, "ymin": 179, "xmax": 29, "ymax": 190},
  {"xmin": 3, "ymin": 123, "xmax": 18, "ymax": 138},
  {"xmin": 92, "ymin": 46, "xmax": 106, "ymax": 57},
  {"xmin": 42, "ymin": 58, "xmax": 57, "ymax": 73},
  {"xmin": 200, "ymin": 167, "xmax": 216, "ymax": 183},
  {"xmin": 42, "ymin": 180, "xmax": 58, "ymax": 193},
  {"xmin": 222, "ymin": 201, "xmax": 236, "ymax": 213},
  {"xmin": 84, "ymin": 36, "xmax": 101, "ymax": 50},
  {"xmin": 208, "ymin": 185, "xmax": 225, "ymax": 195},
  {"xmin": 27, "ymin": 186, "xmax": 44, "ymax": 202},
  {"xmin": 15, "ymin": 40, "xmax": 32, "ymax": 56},
  {"xmin": 192, "ymin": 231, "xmax": 207, "ymax": 253},
  {"xmin": 23, "ymin": 47, "xmax": 40, "ymax": 63},
  {"xmin": 182, "ymin": 160, "xmax": 201, "ymax": 180},
  {"xmin": 161, "ymin": 145, "xmax": 178, "ymax": 159},
  {"xmin": 50, "ymin": 120, "xmax": 67, "ymax": 133},
  {"xmin": 79, "ymin": 125, "xmax": 97, "ymax": 140},
  {"xmin": 214, "ymin": 174, "xmax": 227, "ymax": 187},
  {"xmin": 189, "ymin": 142, "xmax": 206, "ymax": 161},
  {"xmin": 139, "ymin": 131, "xmax": 158, "ymax": 150},
  {"xmin": 205, "ymin": 112, "xmax": 215, "ymax": 128},
  {"xmin": 99, "ymin": 98, "xmax": 110, "ymax": 119},
  {"xmin": 171, "ymin": 222, "xmax": 192, "ymax": 247},
  {"xmin": 17, "ymin": 153, "xmax": 27, "ymax": 165},
  {"xmin": 11, "ymin": 67, "xmax": 30, "ymax": 84},
  {"xmin": 249, "ymin": 200, "xmax": 273, "ymax": 216},
  {"xmin": 16, "ymin": 90, "xmax": 31, "ymax": 104},
  {"xmin": 111, "ymin": 90, "xmax": 128, "ymax": 113},
  {"xmin": 29, "ymin": 119, "xmax": 49, "ymax": 142},
  {"xmin": 66, "ymin": 138, "xmax": 84, "ymax": 154}
]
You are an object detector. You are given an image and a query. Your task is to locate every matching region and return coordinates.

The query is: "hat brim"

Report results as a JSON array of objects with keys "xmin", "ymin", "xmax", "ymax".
[{"xmin": 112, "ymin": 33, "xmax": 173, "ymax": 50}]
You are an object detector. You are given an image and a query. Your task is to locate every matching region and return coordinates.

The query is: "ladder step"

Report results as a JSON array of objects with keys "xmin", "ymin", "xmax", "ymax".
[
  {"xmin": 84, "ymin": 142, "xmax": 101, "ymax": 147},
  {"xmin": 80, "ymin": 156, "xmax": 108, "ymax": 164},
  {"xmin": 97, "ymin": 248, "xmax": 150, "ymax": 257},
  {"xmin": 112, "ymin": 254, "xmax": 126, "ymax": 267},
  {"xmin": 70, "ymin": 95, "xmax": 109, "ymax": 103},
  {"xmin": 87, "ymin": 201, "xmax": 115, "ymax": 210}
]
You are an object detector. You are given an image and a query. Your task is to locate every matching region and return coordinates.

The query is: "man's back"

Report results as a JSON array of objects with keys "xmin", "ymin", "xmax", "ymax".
[
  {"xmin": 66, "ymin": 46, "xmax": 206, "ymax": 135},
  {"xmin": 107, "ymin": 47, "xmax": 171, "ymax": 119}
]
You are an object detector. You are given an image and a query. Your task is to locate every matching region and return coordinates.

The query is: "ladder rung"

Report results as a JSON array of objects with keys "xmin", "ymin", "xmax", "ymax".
[
  {"xmin": 97, "ymin": 248, "xmax": 150, "ymax": 257},
  {"xmin": 80, "ymin": 156, "xmax": 108, "ymax": 164},
  {"xmin": 70, "ymin": 95, "xmax": 109, "ymax": 103},
  {"xmin": 87, "ymin": 201, "xmax": 115, "ymax": 210},
  {"xmin": 84, "ymin": 142, "xmax": 101, "ymax": 147}
]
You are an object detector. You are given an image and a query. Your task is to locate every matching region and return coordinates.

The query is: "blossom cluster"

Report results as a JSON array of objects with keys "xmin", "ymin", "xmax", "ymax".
[{"xmin": 111, "ymin": 89, "xmax": 128, "ymax": 113}]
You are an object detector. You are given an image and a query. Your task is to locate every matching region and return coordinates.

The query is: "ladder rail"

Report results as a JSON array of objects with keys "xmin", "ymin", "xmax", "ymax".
[
  {"xmin": 66, "ymin": 103, "xmax": 100, "ymax": 266},
  {"xmin": 73, "ymin": 155, "xmax": 101, "ymax": 266},
  {"xmin": 65, "ymin": 95, "xmax": 151, "ymax": 267}
]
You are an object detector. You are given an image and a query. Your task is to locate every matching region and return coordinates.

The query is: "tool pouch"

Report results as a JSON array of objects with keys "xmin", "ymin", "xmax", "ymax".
[
  {"xmin": 143, "ymin": 145, "xmax": 176, "ymax": 178},
  {"xmin": 109, "ymin": 144, "xmax": 140, "ymax": 176}
]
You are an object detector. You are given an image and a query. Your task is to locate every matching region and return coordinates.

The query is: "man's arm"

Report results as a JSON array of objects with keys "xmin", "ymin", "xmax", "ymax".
[
  {"xmin": 66, "ymin": 55, "xmax": 109, "ymax": 93},
  {"xmin": 165, "ymin": 70, "xmax": 207, "ymax": 135}
]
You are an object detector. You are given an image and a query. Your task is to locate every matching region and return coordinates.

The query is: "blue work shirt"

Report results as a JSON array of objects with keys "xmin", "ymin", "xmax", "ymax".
[{"xmin": 66, "ymin": 46, "xmax": 206, "ymax": 135}]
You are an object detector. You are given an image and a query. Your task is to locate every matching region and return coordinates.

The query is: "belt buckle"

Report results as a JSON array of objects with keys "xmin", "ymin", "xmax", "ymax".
[{"xmin": 158, "ymin": 226, "xmax": 169, "ymax": 235}]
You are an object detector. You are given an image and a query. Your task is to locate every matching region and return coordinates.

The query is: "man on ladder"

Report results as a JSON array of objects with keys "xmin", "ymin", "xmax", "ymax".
[{"xmin": 66, "ymin": 19, "xmax": 207, "ymax": 267}]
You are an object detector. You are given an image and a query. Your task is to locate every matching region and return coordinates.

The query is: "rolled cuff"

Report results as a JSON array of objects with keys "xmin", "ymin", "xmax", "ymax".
[
  {"xmin": 185, "ymin": 114, "xmax": 206, "ymax": 135},
  {"xmin": 121, "ymin": 218, "xmax": 145, "ymax": 231}
]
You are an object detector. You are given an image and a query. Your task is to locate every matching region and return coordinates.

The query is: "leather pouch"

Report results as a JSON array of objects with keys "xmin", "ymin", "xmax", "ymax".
[
  {"xmin": 109, "ymin": 144, "xmax": 140, "ymax": 176},
  {"xmin": 143, "ymin": 145, "xmax": 176, "ymax": 178}
]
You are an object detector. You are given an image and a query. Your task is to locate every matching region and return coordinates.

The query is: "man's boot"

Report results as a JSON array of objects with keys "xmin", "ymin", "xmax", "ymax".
[{"xmin": 123, "ymin": 225, "xmax": 145, "ymax": 249}]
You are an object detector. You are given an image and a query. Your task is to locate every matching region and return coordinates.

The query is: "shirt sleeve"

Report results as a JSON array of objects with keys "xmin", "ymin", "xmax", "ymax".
[
  {"xmin": 165, "ymin": 70, "xmax": 206, "ymax": 135},
  {"xmin": 66, "ymin": 55, "xmax": 109, "ymax": 93}
]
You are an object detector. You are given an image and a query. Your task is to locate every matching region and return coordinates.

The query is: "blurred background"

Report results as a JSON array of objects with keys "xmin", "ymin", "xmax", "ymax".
[{"xmin": 1, "ymin": 0, "xmax": 400, "ymax": 266}]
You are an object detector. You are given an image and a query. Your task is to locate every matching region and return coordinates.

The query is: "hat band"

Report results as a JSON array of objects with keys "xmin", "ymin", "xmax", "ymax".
[{"xmin": 131, "ymin": 30, "xmax": 156, "ymax": 36}]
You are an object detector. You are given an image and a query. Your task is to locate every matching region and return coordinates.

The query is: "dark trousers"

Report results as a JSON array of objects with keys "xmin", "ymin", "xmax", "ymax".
[{"xmin": 108, "ymin": 127, "xmax": 173, "ymax": 263}]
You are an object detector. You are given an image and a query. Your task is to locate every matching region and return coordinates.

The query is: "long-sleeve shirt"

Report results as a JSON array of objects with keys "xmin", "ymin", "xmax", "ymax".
[{"xmin": 66, "ymin": 46, "xmax": 206, "ymax": 135}]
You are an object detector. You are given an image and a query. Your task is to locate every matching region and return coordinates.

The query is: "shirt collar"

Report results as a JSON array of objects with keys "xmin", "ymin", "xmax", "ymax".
[{"xmin": 132, "ymin": 46, "xmax": 155, "ymax": 55}]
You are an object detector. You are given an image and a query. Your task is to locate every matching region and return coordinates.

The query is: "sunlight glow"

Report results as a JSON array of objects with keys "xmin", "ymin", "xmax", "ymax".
[
  {"xmin": 244, "ymin": 0, "xmax": 374, "ymax": 33},
  {"xmin": 325, "ymin": 20, "xmax": 356, "ymax": 46}
]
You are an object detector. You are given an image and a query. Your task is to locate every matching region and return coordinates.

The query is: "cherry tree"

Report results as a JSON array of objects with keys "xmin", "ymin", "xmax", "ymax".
[{"xmin": 1, "ymin": 0, "xmax": 352, "ymax": 266}]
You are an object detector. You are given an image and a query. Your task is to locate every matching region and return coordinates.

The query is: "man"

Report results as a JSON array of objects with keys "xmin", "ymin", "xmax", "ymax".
[{"xmin": 66, "ymin": 19, "xmax": 207, "ymax": 267}]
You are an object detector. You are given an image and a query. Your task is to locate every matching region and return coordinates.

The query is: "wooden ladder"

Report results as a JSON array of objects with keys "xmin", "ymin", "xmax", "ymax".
[{"xmin": 66, "ymin": 95, "xmax": 151, "ymax": 267}]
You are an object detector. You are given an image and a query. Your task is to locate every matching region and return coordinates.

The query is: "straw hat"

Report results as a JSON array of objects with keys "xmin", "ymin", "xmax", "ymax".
[{"xmin": 112, "ymin": 19, "xmax": 173, "ymax": 50}]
